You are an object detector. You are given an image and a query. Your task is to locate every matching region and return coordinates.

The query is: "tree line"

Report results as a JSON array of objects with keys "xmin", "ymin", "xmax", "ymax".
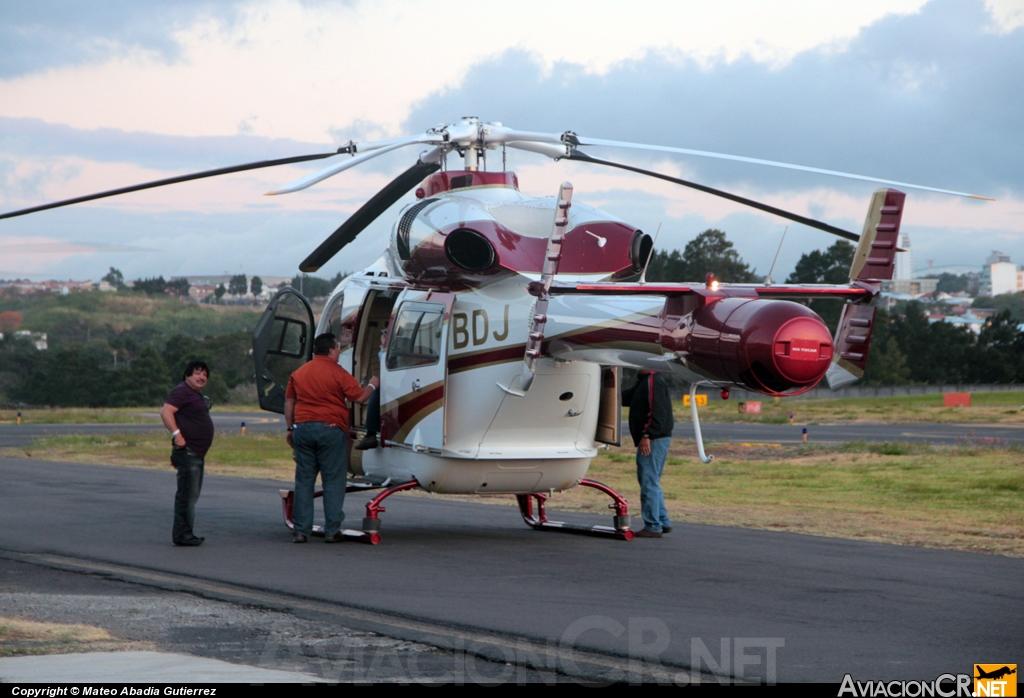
[{"xmin": 1, "ymin": 331, "xmax": 255, "ymax": 407}]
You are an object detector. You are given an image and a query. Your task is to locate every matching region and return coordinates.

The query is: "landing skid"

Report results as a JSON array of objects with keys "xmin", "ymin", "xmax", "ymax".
[
  {"xmin": 516, "ymin": 478, "xmax": 634, "ymax": 540},
  {"xmin": 278, "ymin": 477, "xmax": 419, "ymax": 545},
  {"xmin": 280, "ymin": 477, "xmax": 634, "ymax": 544}
]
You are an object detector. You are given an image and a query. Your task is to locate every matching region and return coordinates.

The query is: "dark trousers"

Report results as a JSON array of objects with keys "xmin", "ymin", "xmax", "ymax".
[
  {"xmin": 292, "ymin": 423, "xmax": 349, "ymax": 537},
  {"xmin": 171, "ymin": 446, "xmax": 205, "ymax": 543},
  {"xmin": 365, "ymin": 388, "xmax": 381, "ymax": 434}
]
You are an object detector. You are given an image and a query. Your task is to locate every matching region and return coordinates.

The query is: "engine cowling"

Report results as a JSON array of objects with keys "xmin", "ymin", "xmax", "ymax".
[
  {"xmin": 664, "ymin": 297, "xmax": 834, "ymax": 394},
  {"xmin": 388, "ymin": 173, "xmax": 652, "ymax": 287}
]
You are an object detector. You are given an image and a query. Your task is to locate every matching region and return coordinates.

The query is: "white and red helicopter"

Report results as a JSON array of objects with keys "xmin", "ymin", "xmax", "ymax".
[{"xmin": 1, "ymin": 117, "xmax": 990, "ymax": 543}]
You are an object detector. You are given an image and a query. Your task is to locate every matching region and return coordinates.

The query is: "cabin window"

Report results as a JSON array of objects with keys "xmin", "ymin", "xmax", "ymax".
[
  {"xmin": 321, "ymin": 292, "xmax": 346, "ymax": 343},
  {"xmin": 386, "ymin": 302, "xmax": 444, "ymax": 370}
]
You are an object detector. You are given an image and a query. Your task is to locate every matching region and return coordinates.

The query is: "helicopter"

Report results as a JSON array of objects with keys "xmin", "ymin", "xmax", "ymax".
[{"xmin": 1, "ymin": 117, "xmax": 991, "ymax": 544}]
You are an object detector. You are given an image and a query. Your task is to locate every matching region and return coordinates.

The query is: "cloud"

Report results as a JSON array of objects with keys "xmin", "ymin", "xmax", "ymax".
[
  {"xmin": 0, "ymin": 1, "xmax": 253, "ymax": 78},
  {"xmin": 0, "ymin": 117, "xmax": 334, "ymax": 171},
  {"xmin": 1, "ymin": 0, "xmax": 1020, "ymax": 281},
  {"xmin": 404, "ymin": 0, "xmax": 1023, "ymax": 198}
]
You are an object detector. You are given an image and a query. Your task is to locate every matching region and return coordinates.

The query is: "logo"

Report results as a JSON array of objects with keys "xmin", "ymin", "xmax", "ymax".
[{"xmin": 975, "ymin": 665, "xmax": 1017, "ymax": 697}]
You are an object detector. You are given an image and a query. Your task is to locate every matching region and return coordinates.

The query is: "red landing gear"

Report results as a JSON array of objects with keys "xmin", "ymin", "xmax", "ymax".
[
  {"xmin": 358, "ymin": 480, "xmax": 420, "ymax": 544},
  {"xmin": 279, "ymin": 479, "xmax": 420, "ymax": 545},
  {"xmin": 516, "ymin": 478, "xmax": 634, "ymax": 540}
]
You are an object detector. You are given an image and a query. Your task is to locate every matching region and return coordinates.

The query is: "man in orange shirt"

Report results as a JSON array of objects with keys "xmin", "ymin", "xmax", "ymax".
[{"xmin": 285, "ymin": 332, "xmax": 378, "ymax": 543}]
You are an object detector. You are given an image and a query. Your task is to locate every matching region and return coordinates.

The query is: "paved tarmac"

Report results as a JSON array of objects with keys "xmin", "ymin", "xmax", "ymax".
[
  {"xmin": 2, "ymin": 412, "xmax": 1021, "ymax": 449},
  {"xmin": 0, "ymin": 412, "xmax": 282, "ymax": 448},
  {"xmin": 0, "ymin": 456, "xmax": 1020, "ymax": 683}
]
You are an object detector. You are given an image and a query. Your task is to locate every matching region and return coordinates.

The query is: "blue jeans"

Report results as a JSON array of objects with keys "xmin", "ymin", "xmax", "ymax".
[
  {"xmin": 171, "ymin": 446, "xmax": 205, "ymax": 543},
  {"xmin": 636, "ymin": 437, "xmax": 672, "ymax": 532},
  {"xmin": 292, "ymin": 422, "xmax": 349, "ymax": 537}
]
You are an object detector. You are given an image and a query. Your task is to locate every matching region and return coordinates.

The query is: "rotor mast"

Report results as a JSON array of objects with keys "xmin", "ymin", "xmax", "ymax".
[{"xmin": 461, "ymin": 116, "xmax": 482, "ymax": 171}]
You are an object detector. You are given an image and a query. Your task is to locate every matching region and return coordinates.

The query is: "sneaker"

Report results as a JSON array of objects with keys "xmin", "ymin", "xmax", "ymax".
[
  {"xmin": 634, "ymin": 529, "xmax": 663, "ymax": 538},
  {"xmin": 292, "ymin": 533, "xmax": 308, "ymax": 543},
  {"xmin": 354, "ymin": 433, "xmax": 378, "ymax": 450},
  {"xmin": 324, "ymin": 531, "xmax": 345, "ymax": 543}
]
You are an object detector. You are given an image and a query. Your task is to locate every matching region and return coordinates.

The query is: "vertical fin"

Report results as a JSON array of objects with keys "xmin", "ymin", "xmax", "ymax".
[
  {"xmin": 828, "ymin": 188, "xmax": 905, "ymax": 390},
  {"xmin": 850, "ymin": 188, "xmax": 906, "ymax": 281}
]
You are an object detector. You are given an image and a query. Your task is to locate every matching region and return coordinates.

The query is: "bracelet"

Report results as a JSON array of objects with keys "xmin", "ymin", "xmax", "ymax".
[
  {"xmin": 287, "ymin": 426, "xmax": 294, "ymax": 432},
  {"xmin": 368, "ymin": 384, "xmax": 376, "ymax": 391},
  {"xmin": 171, "ymin": 430, "xmax": 180, "ymax": 437}
]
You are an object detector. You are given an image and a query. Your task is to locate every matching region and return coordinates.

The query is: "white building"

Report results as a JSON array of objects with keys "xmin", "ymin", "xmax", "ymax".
[
  {"xmin": 979, "ymin": 251, "xmax": 1020, "ymax": 297},
  {"xmin": 893, "ymin": 233, "xmax": 913, "ymax": 281}
]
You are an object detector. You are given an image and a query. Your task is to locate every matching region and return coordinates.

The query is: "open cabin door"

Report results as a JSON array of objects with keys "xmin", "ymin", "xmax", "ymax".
[
  {"xmin": 252, "ymin": 287, "xmax": 314, "ymax": 414},
  {"xmin": 595, "ymin": 366, "xmax": 622, "ymax": 446},
  {"xmin": 379, "ymin": 292, "xmax": 455, "ymax": 453},
  {"xmin": 349, "ymin": 287, "xmax": 400, "ymax": 431}
]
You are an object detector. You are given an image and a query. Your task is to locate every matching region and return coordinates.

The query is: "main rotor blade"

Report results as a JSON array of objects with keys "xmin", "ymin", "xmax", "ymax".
[
  {"xmin": 572, "ymin": 135, "xmax": 995, "ymax": 201},
  {"xmin": 568, "ymin": 150, "xmax": 861, "ymax": 242},
  {"xmin": 0, "ymin": 149, "xmax": 352, "ymax": 221},
  {"xmin": 299, "ymin": 157, "xmax": 442, "ymax": 273},
  {"xmin": 268, "ymin": 135, "xmax": 437, "ymax": 195}
]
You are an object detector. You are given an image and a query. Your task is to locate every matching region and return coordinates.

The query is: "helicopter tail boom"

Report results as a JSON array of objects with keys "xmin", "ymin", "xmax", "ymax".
[{"xmin": 542, "ymin": 292, "xmax": 836, "ymax": 396}]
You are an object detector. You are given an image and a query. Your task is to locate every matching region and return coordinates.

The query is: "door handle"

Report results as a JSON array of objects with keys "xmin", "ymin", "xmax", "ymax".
[{"xmin": 412, "ymin": 379, "xmax": 421, "ymax": 391}]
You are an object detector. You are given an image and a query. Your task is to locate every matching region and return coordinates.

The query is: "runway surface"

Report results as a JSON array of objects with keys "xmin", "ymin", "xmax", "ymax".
[
  {"xmin": 1, "ymin": 411, "xmax": 1021, "ymax": 449},
  {"xmin": 0, "ymin": 456, "xmax": 1019, "ymax": 683}
]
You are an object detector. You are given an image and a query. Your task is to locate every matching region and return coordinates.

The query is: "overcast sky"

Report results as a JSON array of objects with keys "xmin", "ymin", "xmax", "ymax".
[{"xmin": 1, "ymin": 0, "xmax": 1021, "ymax": 282}]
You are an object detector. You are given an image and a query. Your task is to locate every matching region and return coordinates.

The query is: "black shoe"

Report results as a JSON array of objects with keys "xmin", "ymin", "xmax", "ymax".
[
  {"xmin": 354, "ymin": 433, "xmax": 378, "ymax": 450},
  {"xmin": 635, "ymin": 529, "xmax": 663, "ymax": 538},
  {"xmin": 662, "ymin": 526, "xmax": 673, "ymax": 534},
  {"xmin": 174, "ymin": 536, "xmax": 204, "ymax": 547},
  {"xmin": 324, "ymin": 531, "xmax": 345, "ymax": 543},
  {"xmin": 293, "ymin": 533, "xmax": 308, "ymax": 543}
]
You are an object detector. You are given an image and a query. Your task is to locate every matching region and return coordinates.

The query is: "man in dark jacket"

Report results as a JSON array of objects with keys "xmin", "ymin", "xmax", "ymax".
[{"xmin": 622, "ymin": 370, "xmax": 674, "ymax": 537}]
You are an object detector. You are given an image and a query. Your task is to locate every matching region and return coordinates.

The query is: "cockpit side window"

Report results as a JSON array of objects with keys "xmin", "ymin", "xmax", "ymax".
[{"xmin": 386, "ymin": 302, "xmax": 444, "ymax": 370}]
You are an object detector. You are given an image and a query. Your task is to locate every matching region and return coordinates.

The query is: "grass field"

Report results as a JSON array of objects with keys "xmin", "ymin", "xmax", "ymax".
[
  {"xmin": 3, "ymin": 431, "xmax": 1021, "ymax": 558},
  {"xmin": 0, "ymin": 617, "xmax": 142, "ymax": 657},
  {"xmin": 0, "ymin": 405, "xmax": 264, "ymax": 424}
]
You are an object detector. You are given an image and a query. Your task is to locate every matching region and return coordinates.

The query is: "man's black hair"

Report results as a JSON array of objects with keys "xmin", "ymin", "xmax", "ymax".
[
  {"xmin": 182, "ymin": 360, "xmax": 210, "ymax": 381},
  {"xmin": 313, "ymin": 333, "xmax": 338, "ymax": 356}
]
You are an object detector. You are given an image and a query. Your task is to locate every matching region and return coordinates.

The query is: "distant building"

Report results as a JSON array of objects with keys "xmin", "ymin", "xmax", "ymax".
[
  {"xmin": 14, "ymin": 330, "xmax": 48, "ymax": 350},
  {"xmin": 883, "ymin": 278, "xmax": 938, "ymax": 295},
  {"xmin": 893, "ymin": 233, "xmax": 913, "ymax": 281},
  {"xmin": 188, "ymin": 284, "xmax": 218, "ymax": 302},
  {"xmin": 979, "ymin": 251, "xmax": 1021, "ymax": 296},
  {"xmin": 936, "ymin": 313, "xmax": 986, "ymax": 335}
]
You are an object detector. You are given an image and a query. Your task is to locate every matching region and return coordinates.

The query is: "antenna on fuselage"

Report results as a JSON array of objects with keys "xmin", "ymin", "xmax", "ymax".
[{"xmin": 639, "ymin": 223, "xmax": 662, "ymax": 284}]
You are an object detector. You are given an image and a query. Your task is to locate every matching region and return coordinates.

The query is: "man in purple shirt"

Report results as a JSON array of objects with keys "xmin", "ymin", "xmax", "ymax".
[{"xmin": 160, "ymin": 361, "xmax": 215, "ymax": 546}]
